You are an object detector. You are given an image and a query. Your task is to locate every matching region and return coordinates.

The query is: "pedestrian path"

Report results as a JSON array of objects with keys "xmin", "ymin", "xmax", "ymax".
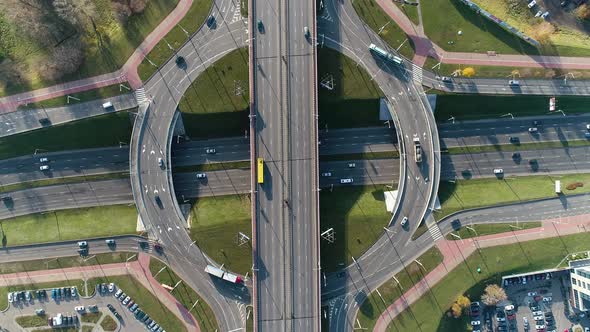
[{"xmin": 372, "ymin": 213, "xmax": 590, "ymax": 332}]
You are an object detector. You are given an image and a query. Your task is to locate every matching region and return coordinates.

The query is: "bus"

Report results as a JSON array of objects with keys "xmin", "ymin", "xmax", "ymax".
[
  {"xmin": 257, "ymin": 158, "xmax": 264, "ymax": 184},
  {"xmin": 369, "ymin": 43, "xmax": 403, "ymax": 65}
]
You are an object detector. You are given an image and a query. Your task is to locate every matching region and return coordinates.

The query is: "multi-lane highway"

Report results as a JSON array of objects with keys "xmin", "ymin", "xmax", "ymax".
[{"xmin": 251, "ymin": 0, "xmax": 320, "ymax": 328}]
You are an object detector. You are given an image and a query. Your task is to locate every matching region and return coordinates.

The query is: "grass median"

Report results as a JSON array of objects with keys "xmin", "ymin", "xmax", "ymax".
[
  {"xmin": 100, "ymin": 315, "xmax": 118, "ymax": 331},
  {"xmin": 434, "ymin": 94, "xmax": 590, "ymax": 122},
  {"xmin": 445, "ymin": 139, "xmax": 590, "ymax": 155},
  {"xmin": 320, "ymin": 151, "xmax": 399, "ymax": 162},
  {"xmin": 386, "ymin": 232, "xmax": 590, "ymax": 331},
  {"xmin": 17, "ymin": 85, "xmax": 130, "ymax": 110},
  {"xmin": 16, "ymin": 315, "xmax": 48, "ymax": 328},
  {"xmin": 356, "ymin": 247, "xmax": 443, "ymax": 331},
  {"xmin": 320, "ymin": 185, "xmax": 395, "ymax": 272},
  {"xmin": 172, "ymin": 161, "xmax": 250, "ymax": 173},
  {"xmin": 445, "ymin": 222, "xmax": 542, "ymax": 240},
  {"xmin": 352, "ymin": 0, "xmax": 416, "ymax": 59},
  {"xmin": 0, "ymin": 111, "xmax": 133, "ymax": 161},
  {"xmin": 137, "ymin": 0, "xmax": 215, "ymax": 81},
  {"xmin": 150, "ymin": 258, "xmax": 219, "ymax": 332},
  {"xmin": 0, "ymin": 252, "xmax": 138, "ymax": 275},
  {"xmin": 88, "ymin": 275, "xmax": 186, "ymax": 332},
  {"xmin": 436, "ymin": 173, "xmax": 590, "ymax": 219},
  {"xmin": 0, "ymin": 205, "xmax": 137, "ymax": 247},
  {"xmin": 0, "ymin": 172, "xmax": 129, "ymax": 194}
]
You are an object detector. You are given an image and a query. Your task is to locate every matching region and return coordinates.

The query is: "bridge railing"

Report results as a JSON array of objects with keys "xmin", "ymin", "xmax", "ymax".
[{"xmin": 129, "ymin": 103, "xmax": 151, "ymax": 235}]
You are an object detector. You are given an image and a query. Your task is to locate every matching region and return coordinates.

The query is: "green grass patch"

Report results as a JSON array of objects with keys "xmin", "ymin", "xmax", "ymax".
[
  {"xmin": 81, "ymin": 312, "xmax": 103, "ymax": 324},
  {"xmin": 17, "ymin": 84, "xmax": 129, "ymax": 110},
  {"xmin": 352, "ymin": 0, "xmax": 416, "ymax": 59},
  {"xmin": 424, "ymin": 56, "xmax": 590, "ymax": 80},
  {"xmin": 172, "ymin": 161, "xmax": 250, "ymax": 173},
  {"xmin": 434, "ymin": 94, "xmax": 590, "ymax": 122},
  {"xmin": 0, "ymin": 173, "xmax": 129, "ymax": 194},
  {"xmin": 446, "ymin": 140, "xmax": 590, "ymax": 155},
  {"xmin": 436, "ymin": 173, "xmax": 590, "ymax": 219},
  {"xmin": 0, "ymin": 112, "xmax": 133, "ymax": 161},
  {"xmin": 0, "ymin": 279, "xmax": 85, "ymax": 310},
  {"xmin": 386, "ymin": 232, "xmax": 590, "ymax": 332},
  {"xmin": 188, "ymin": 194, "xmax": 252, "ymax": 274},
  {"xmin": 320, "ymin": 185, "xmax": 394, "ymax": 272},
  {"xmin": 100, "ymin": 314, "xmax": 118, "ymax": 331},
  {"xmin": 178, "ymin": 48, "xmax": 249, "ymax": 138},
  {"xmin": 0, "ymin": 0, "xmax": 179, "ymax": 96},
  {"xmin": 82, "ymin": 326, "xmax": 94, "ymax": 332},
  {"xmin": 0, "ymin": 205, "xmax": 137, "ymax": 247},
  {"xmin": 357, "ymin": 247, "xmax": 443, "ymax": 331},
  {"xmin": 395, "ymin": 2, "xmax": 420, "ymax": 25},
  {"xmin": 318, "ymin": 47, "xmax": 385, "ymax": 129},
  {"xmin": 421, "ymin": 0, "xmax": 539, "ymax": 55},
  {"xmin": 88, "ymin": 275, "xmax": 186, "ymax": 332},
  {"xmin": 137, "ymin": 0, "xmax": 215, "ymax": 81},
  {"xmin": 0, "ymin": 252, "xmax": 137, "ymax": 275},
  {"xmin": 445, "ymin": 222, "xmax": 541, "ymax": 240},
  {"xmin": 149, "ymin": 258, "xmax": 219, "ymax": 332},
  {"xmin": 320, "ymin": 152, "xmax": 399, "ymax": 162},
  {"xmin": 16, "ymin": 315, "xmax": 48, "ymax": 328}
]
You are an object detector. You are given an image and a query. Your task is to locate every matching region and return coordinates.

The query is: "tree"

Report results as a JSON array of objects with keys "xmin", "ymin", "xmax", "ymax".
[
  {"xmin": 450, "ymin": 303, "xmax": 463, "ymax": 318},
  {"xmin": 575, "ymin": 4, "xmax": 590, "ymax": 20},
  {"xmin": 481, "ymin": 284, "xmax": 507, "ymax": 306},
  {"xmin": 511, "ymin": 69, "xmax": 520, "ymax": 78},
  {"xmin": 456, "ymin": 295, "xmax": 471, "ymax": 308},
  {"xmin": 529, "ymin": 22, "xmax": 555, "ymax": 44},
  {"xmin": 449, "ymin": 295, "xmax": 471, "ymax": 318},
  {"xmin": 462, "ymin": 67, "xmax": 475, "ymax": 78}
]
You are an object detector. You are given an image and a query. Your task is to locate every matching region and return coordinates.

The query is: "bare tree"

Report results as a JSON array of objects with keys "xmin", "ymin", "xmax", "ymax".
[{"xmin": 481, "ymin": 284, "xmax": 507, "ymax": 306}]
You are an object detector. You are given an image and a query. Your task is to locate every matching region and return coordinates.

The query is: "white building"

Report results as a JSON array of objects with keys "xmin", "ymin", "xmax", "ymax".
[{"xmin": 570, "ymin": 259, "xmax": 590, "ymax": 311}]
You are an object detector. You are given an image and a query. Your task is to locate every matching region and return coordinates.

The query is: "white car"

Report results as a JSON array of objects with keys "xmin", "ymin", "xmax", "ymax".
[
  {"xmin": 586, "ymin": 124, "xmax": 590, "ymax": 130},
  {"xmin": 108, "ymin": 283, "xmax": 115, "ymax": 293},
  {"xmin": 322, "ymin": 172, "xmax": 332, "ymax": 177},
  {"xmin": 508, "ymin": 80, "xmax": 520, "ymax": 86},
  {"xmin": 543, "ymin": 296, "xmax": 552, "ymax": 302},
  {"xmin": 528, "ymin": 127, "xmax": 538, "ymax": 133},
  {"xmin": 340, "ymin": 178, "xmax": 353, "ymax": 184},
  {"xmin": 7, "ymin": 292, "xmax": 13, "ymax": 303},
  {"xmin": 533, "ymin": 310, "xmax": 543, "ymax": 316},
  {"xmin": 158, "ymin": 158, "xmax": 164, "ymax": 168},
  {"xmin": 39, "ymin": 165, "xmax": 49, "ymax": 171},
  {"xmin": 535, "ymin": 10, "xmax": 543, "ymax": 17},
  {"xmin": 77, "ymin": 241, "xmax": 88, "ymax": 248},
  {"xmin": 471, "ymin": 320, "xmax": 481, "ymax": 326},
  {"xmin": 528, "ymin": 0, "xmax": 536, "ymax": 8},
  {"xmin": 493, "ymin": 168, "xmax": 503, "ymax": 174},
  {"xmin": 75, "ymin": 306, "xmax": 85, "ymax": 312},
  {"xmin": 115, "ymin": 289, "xmax": 123, "ymax": 298},
  {"xmin": 196, "ymin": 173, "xmax": 207, "ymax": 179},
  {"xmin": 536, "ymin": 324, "xmax": 546, "ymax": 330},
  {"xmin": 528, "ymin": 291, "xmax": 538, "ymax": 297},
  {"xmin": 39, "ymin": 157, "xmax": 48, "ymax": 163},
  {"xmin": 504, "ymin": 304, "xmax": 514, "ymax": 311},
  {"xmin": 122, "ymin": 296, "xmax": 130, "ymax": 305},
  {"xmin": 400, "ymin": 217, "xmax": 408, "ymax": 227},
  {"xmin": 533, "ymin": 315, "xmax": 544, "ymax": 321},
  {"xmin": 205, "ymin": 148, "xmax": 216, "ymax": 154},
  {"xmin": 348, "ymin": 163, "xmax": 356, "ymax": 168},
  {"xmin": 542, "ymin": 11, "xmax": 549, "ymax": 19},
  {"xmin": 496, "ymin": 316, "xmax": 506, "ymax": 322}
]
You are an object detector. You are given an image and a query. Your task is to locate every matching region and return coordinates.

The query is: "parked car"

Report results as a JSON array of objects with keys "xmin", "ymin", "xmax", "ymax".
[
  {"xmin": 108, "ymin": 283, "xmax": 115, "ymax": 293},
  {"xmin": 75, "ymin": 306, "xmax": 85, "ymax": 312},
  {"xmin": 528, "ymin": 0, "xmax": 536, "ymax": 8},
  {"xmin": 122, "ymin": 296, "xmax": 131, "ymax": 305},
  {"xmin": 528, "ymin": 291, "xmax": 538, "ymax": 297},
  {"xmin": 196, "ymin": 173, "xmax": 207, "ymax": 179},
  {"xmin": 542, "ymin": 11, "xmax": 549, "ymax": 19},
  {"xmin": 35, "ymin": 308, "xmax": 44, "ymax": 315},
  {"xmin": 115, "ymin": 289, "xmax": 123, "ymax": 298},
  {"xmin": 7, "ymin": 292, "xmax": 13, "ymax": 303},
  {"xmin": 77, "ymin": 241, "xmax": 88, "ymax": 248}
]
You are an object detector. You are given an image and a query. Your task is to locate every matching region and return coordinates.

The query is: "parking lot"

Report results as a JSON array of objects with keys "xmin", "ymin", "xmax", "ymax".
[{"xmin": 0, "ymin": 283, "xmax": 151, "ymax": 331}]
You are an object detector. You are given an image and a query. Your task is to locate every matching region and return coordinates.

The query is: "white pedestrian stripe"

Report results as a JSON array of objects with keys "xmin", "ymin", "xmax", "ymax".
[
  {"xmin": 411, "ymin": 63, "xmax": 423, "ymax": 84},
  {"xmin": 231, "ymin": 1, "xmax": 242, "ymax": 23},
  {"xmin": 134, "ymin": 87, "xmax": 148, "ymax": 104},
  {"xmin": 428, "ymin": 223, "xmax": 443, "ymax": 242}
]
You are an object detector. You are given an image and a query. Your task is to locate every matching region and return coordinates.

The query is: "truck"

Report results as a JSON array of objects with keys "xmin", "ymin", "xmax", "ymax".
[
  {"xmin": 413, "ymin": 137, "xmax": 422, "ymax": 163},
  {"xmin": 205, "ymin": 264, "xmax": 243, "ymax": 284},
  {"xmin": 369, "ymin": 43, "xmax": 403, "ymax": 65}
]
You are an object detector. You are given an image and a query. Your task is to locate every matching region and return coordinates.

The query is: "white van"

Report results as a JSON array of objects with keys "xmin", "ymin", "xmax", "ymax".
[
  {"xmin": 340, "ymin": 178, "xmax": 353, "ymax": 184},
  {"xmin": 102, "ymin": 101, "xmax": 113, "ymax": 109}
]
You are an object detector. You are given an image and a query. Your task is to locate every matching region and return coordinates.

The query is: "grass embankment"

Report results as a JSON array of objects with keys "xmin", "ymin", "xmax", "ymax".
[
  {"xmin": 150, "ymin": 258, "xmax": 219, "ymax": 332},
  {"xmin": 0, "ymin": 252, "xmax": 137, "ymax": 274},
  {"xmin": 0, "ymin": 173, "xmax": 129, "ymax": 194},
  {"xmin": 434, "ymin": 94, "xmax": 590, "ymax": 122},
  {"xmin": 318, "ymin": 48, "xmax": 385, "ymax": 129},
  {"xmin": 436, "ymin": 173, "xmax": 590, "ymax": 219},
  {"xmin": 16, "ymin": 315, "xmax": 48, "ymax": 328},
  {"xmin": 446, "ymin": 140, "xmax": 590, "ymax": 154},
  {"xmin": 424, "ymin": 56, "xmax": 590, "ymax": 80},
  {"xmin": 0, "ymin": 0, "xmax": 179, "ymax": 96},
  {"xmin": 471, "ymin": 0, "xmax": 590, "ymax": 57},
  {"xmin": 352, "ymin": 0, "xmax": 416, "ymax": 59},
  {"xmin": 18, "ymin": 84, "xmax": 130, "ymax": 110},
  {"xmin": 172, "ymin": 161, "xmax": 250, "ymax": 173},
  {"xmin": 320, "ymin": 186, "xmax": 394, "ymax": 272},
  {"xmin": 445, "ymin": 222, "xmax": 542, "ymax": 240},
  {"xmin": 0, "ymin": 112, "xmax": 132, "ymax": 160},
  {"xmin": 320, "ymin": 151, "xmax": 399, "ymax": 162},
  {"xmin": 88, "ymin": 275, "xmax": 186, "ymax": 332},
  {"xmin": 421, "ymin": 0, "xmax": 539, "ymax": 55},
  {"xmin": 386, "ymin": 232, "xmax": 590, "ymax": 331},
  {"xmin": 0, "ymin": 279, "xmax": 85, "ymax": 310},
  {"xmin": 188, "ymin": 194, "xmax": 252, "ymax": 274},
  {"xmin": 178, "ymin": 48, "xmax": 250, "ymax": 138},
  {"xmin": 356, "ymin": 247, "xmax": 443, "ymax": 331},
  {"xmin": 100, "ymin": 315, "xmax": 118, "ymax": 331},
  {"xmin": 81, "ymin": 312, "xmax": 103, "ymax": 324},
  {"xmin": 137, "ymin": 0, "xmax": 215, "ymax": 81},
  {"xmin": 0, "ymin": 205, "xmax": 137, "ymax": 247}
]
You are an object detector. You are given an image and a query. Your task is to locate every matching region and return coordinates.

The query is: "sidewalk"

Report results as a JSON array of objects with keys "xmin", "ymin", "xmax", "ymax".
[
  {"xmin": 374, "ymin": 0, "xmax": 590, "ymax": 69},
  {"xmin": 372, "ymin": 214, "xmax": 590, "ymax": 332},
  {"xmin": 0, "ymin": 253, "xmax": 200, "ymax": 331},
  {"xmin": 0, "ymin": 0, "xmax": 193, "ymax": 113}
]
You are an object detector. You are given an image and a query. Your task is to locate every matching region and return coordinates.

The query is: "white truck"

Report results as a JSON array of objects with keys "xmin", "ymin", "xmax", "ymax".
[
  {"xmin": 413, "ymin": 137, "xmax": 422, "ymax": 163},
  {"xmin": 204, "ymin": 265, "xmax": 243, "ymax": 284}
]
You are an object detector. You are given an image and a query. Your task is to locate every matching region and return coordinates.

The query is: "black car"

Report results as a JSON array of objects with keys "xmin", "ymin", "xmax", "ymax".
[
  {"xmin": 512, "ymin": 152, "xmax": 521, "ymax": 160},
  {"xmin": 509, "ymin": 136, "xmax": 519, "ymax": 143},
  {"xmin": 175, "ymin": 56, "xmax": 186, "ymax": 68},
  {"xmin": 139, "ymin": 241, "xmax": 149, "ymax": 250},
  {"xmin": 206, "ymin": 15, "xmax": 215, "ymax": 28},
  {"xmin": 107, "ymin": 303, "xmax": 116, "ymax": 312}
]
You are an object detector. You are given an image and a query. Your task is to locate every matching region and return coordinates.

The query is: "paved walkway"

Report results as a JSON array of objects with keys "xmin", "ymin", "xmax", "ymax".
[
  {"xmin": 372, "ymin": 214, "xmax": 590, "ymax": 332},
  {"xmin": 0, "ymin": 253, "xmax": 200, "ymax": 331},
  {"xmin": 375, "ymin": 0, "xmax": 590, "ymax": 69},
  {"xmin": 0, "ymin": 0, "xmax": 193, "ymax": 113}
]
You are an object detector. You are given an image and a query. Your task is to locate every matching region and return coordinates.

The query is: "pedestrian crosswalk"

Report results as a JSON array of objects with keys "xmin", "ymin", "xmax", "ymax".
[
  {"xmin": 230, "ymin": 1, "xmax": 242, "ymax": 23},
  {"xmin": 411, "ymin": 63, "xmax": 423, "ymax": 84},
  {"xmin": 428, "ymin": 223, "xmax": 443, "ymax": 242},
  {"xmin": 134, "ymin": 88, "xmax": 147, "ymax": 105}
]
